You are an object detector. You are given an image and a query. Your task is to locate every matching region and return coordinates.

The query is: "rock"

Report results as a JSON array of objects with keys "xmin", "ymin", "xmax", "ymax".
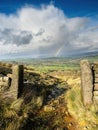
[
  {"xmin": 10, "ymin": 65, "xmax": 24, "ymax": 99},
  {"xmin": 80, "ymin": 60, "xmax": 93, "ymax": 106},
  {"xmin": 0, "ymin": 76, "xmax": 11, "ymax": 92},
  {"xmin": 48, "ymin": 95, "xmax": 52, "ymax": 99},
  {"xmin": 36, "ymin": 96, "xmax": 44, "ymax": 108},
  {"xmin": 93, "ymin": 96, "xmax": 98, "ymax": 104},
  {"xmin": 44, "ymin": 105, "xmax": 55, "ymax": 112},
  {"xmin": 93, "ymin": 91, "xmax": 98, "ymax": 96},
  {"xmin": 94, "ymin": 83, "xmax": 98, "ymax": 91},
  {"xmin": 94, "ymin": 78, "xmax": 98, "ymax": 83},
  {"xmin": 53, "ymin": 100, "xmax": 59, "ymax": 105},
  {"xmin": 7, "ymin": 73, "xmax": 12, "ymax": 78}
]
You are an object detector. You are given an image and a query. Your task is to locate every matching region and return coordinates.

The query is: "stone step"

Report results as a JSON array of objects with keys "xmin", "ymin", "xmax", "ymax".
[
  {"xmin": 94, "ymin": 83, "xmax": 98, "ymax": 91},
  {"xmin": 93, "ymin": 91, "xmax": 98, "ymax": 96}
]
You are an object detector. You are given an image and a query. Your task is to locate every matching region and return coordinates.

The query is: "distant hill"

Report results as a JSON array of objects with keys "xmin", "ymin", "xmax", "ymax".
[{"xmin": 1, "ymin": 51, "xmax": 98, "ymax": 64}]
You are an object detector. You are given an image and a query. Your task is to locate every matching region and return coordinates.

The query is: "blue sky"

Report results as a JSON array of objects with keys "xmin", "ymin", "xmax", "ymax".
[
  {"xmin": 0, "ymin": 0, "xmax": 98, "ymax": 59},
  {"xmin": 1, "ymin": 0, "xmax": 98, "ymax": 17}
]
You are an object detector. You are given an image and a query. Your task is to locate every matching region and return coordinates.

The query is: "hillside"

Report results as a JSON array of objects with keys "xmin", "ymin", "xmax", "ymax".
[{"xmin": 0, "ymin": 59, "xmax": 98, "ymax": 130}]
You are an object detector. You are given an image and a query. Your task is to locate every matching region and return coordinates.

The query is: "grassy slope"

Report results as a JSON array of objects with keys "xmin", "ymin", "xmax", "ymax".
[
  {"xmin": 66, "ymin": 82, "xmax": 98, "ymax": 130},
  {"xmin": 1, "ymin": 55, "xmax": 98, "ymax": 129}
]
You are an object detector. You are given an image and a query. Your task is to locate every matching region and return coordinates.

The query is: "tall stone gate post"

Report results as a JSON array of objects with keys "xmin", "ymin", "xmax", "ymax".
[
  {"xmin": 10, "ymin": 65, "xmax": 24, "ymax": 99},
  {"xmin": 80, "ymin": 60, "xmax": 93, "ymax": 106}
]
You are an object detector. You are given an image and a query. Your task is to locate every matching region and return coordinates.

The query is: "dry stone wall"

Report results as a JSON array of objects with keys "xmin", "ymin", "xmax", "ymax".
[
  {"xmin": 92, "ymin": 63, "xmax": 98, "ymax": 104},
  {"xmin": 80, "ymin": 60, "xmax": 98, "ymax": 106},
  {"xmin": 80, "ymin": 60, "xmax": 93, "ymax": 106},
  {"xmin": 0, "ymin": 64, "xmax": 45, "ymax": 107},
  {"xmin": 0, "ymin": 64, "xmax": 23, "ymax": 99},
  {"xmin": 0, "ymin": 76, "xmax": 11, "ymax": 91}
]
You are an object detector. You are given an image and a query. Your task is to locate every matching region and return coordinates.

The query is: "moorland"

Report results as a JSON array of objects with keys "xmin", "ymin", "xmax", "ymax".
[{"xmin": 0, "ymin": 56, "xmax": 98, "ymax": 130}]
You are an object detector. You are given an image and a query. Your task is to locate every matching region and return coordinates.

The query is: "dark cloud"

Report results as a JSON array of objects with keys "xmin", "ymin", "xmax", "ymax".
[
  {"xmin": 0, "ymin": 29, "xmax": 33, "ymax": 46},
  {"xmin": 35, "ymin": 28, "xmax": 45, "ymax": 36},
  {"xmin": 13, "ymin": 31, "xmax": 33, "ymax": 46},
  {"xmin": 0, "ymin": 5, "xmax": 98, "ymax": 57}
]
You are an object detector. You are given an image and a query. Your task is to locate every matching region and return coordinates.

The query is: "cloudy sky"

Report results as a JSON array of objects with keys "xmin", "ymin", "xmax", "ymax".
[{"xmin": 0, "ymin": 0, "xmax": 98, "ymax": 59}]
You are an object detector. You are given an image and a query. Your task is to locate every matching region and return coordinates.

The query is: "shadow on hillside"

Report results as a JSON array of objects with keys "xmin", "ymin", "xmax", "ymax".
[
  {"xmin": 45, "ymin": 84, "xmax": 68, "ymax": 104},
  {"xmin": 22, "ymin": 79, "xmax": 68, "ymax": 106}
]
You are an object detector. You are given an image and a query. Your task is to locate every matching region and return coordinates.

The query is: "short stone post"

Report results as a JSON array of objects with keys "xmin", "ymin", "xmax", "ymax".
[
  {"xmin": 10, "ymin": 65, "xmax": 24, "ymax": 99},
  {"xmin": 80, "ymin": 60, "xmax": 93, "ymax": 106}
]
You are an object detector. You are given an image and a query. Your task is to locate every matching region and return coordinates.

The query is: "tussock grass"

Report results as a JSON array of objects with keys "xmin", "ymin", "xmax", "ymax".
[
  {"xmin": 0, "ymin": 95, "xmax": 20, "ymax": 130},
  {"xmin": 66, "ymin": 85, "xmax": 98, "ymax": 129},
  {"xmin": 0, "ymin": 94, "xmax": 45, "ymax": 130}
]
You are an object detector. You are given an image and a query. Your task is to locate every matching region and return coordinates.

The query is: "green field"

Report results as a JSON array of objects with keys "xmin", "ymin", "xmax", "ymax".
[{"xmin": 2, "ymin": 55, "xmax": 98, "ymax": 73}]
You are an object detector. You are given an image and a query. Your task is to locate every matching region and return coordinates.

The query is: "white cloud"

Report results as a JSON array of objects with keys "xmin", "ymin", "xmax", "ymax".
[{"xmin": 0, "ymin": 4, "xmax": 98, "ymax": 58}]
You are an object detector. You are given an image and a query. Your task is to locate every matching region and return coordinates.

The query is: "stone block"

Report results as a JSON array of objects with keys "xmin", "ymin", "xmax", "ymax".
[
  {"xmin": 7, "ymin": 73, "xmax": 12, "ymax": 78},
  {"xmin": 94, "ymin": 83, "xmax": 98, "ymax": 91},
  {"xmin": 0, "ymin": 77, "xmax": 3, "ymax": 82},
  {"xmin": 94, "ymin": 78, "xmax": 98, "ymax": 83},
  {"xmin": 10, "ymin": 65, "xmax": 24, "ymax": 99},
  {"xmin": 0, "ymin": 76, "xmax": 11, "ymax": 92},
  {"xmin": 80, "ymin": 60, "xmax": 93, "ymax": 106},
  {"xmin": 93, "ymin": 96, "xmax": 98, "ymax": 104},
  {"xmin": 94, "ymin": 73, "xmax": 98, "ymax": 78},
  {"xmin": 93, "ymin": 91, "xmax": 98, "ymax": 96}
]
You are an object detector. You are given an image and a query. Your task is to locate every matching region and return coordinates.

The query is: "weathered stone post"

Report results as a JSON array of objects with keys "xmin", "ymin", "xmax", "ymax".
[
  {"xmin": 80, "ymin": 60, "xmax": 93, "ymax": 106},
  {"xmin": 10, "ymin": 64, "xmax": 24, "ymax": 99}
]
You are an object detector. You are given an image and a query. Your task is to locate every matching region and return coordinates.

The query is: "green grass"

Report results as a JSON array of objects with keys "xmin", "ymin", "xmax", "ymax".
[
  {"xmin": 3, "ymin": 55, "xmax": 98, "ymax": 73},
  {"xmin": 66, "ymin": 86, "xmax": 98, "ymax": 130},
  {"xmin": 87, "ymin": 56, "xmax": 98, "ymax": 62},
  {"xmin": 2, "ymin": 57, "xmax": 80, "ymax": 72},
  {"xmin": 33, "ymin": 63, "xmax": 80, "ymax": 73}
]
